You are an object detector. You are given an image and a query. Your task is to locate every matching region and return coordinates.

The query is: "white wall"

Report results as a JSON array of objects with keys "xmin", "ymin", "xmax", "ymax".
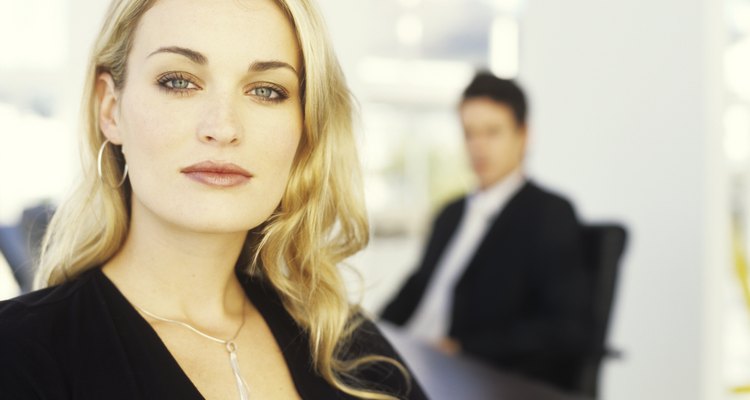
[
  {"xmin": 0, "ymin": 0, "xmax": 108, "ymax": 224},
  {"xmin": 520, "ymin": 0, "xmax": 725, "ymax": 399}
]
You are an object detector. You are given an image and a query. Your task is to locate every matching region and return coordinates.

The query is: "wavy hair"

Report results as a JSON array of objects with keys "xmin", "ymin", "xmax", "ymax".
[{"xmin": 35, "ymin": 0, "xmax": 409, "ymax": 398}]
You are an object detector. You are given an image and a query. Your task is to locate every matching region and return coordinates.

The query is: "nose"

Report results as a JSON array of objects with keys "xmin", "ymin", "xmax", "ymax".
[{"xmin": 196, "ymin": 96, "xmax": 244, "ymax": 146}]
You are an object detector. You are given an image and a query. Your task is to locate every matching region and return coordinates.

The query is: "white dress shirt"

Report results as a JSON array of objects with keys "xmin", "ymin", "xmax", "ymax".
[{"xmin": 406, "ymin": 168, "xmax": 526, "ymax": 342}]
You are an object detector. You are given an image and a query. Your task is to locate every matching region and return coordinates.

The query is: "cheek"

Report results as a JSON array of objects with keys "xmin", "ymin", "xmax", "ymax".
[
  {"xmin": 243, "ymin": 110, "xmax": 302, "ymax": 212},
  {"xmin": 485, "ymin": 134, "xmax": 509, "ymax": 161},
  {"xmin": 263, "ymin": 139, "xmax": 299, "ymax": 194},
  {"xmin": 496, "ymin": 136, "xmax": 524, "ymax": 165},
  {"xmin": 118, "ymin": 104, "xmax": 192, "ymax": 216},
  {"xmin": 251, "ymin": 110, "xmax": 302, "ymax": 173},
  {"xmin": 118, "ymin": 93, "xmax": 194, "ymax": 161}
]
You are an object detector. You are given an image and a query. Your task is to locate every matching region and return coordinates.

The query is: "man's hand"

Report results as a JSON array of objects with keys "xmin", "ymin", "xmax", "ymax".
[{"xmin": 433, "ymin": 337, "xmax": 461, "ymax": 356}]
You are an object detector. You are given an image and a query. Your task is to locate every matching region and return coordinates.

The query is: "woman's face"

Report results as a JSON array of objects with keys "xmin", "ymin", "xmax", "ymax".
[{"xmin": 99, "ymin": 0, "xmax": 302, "ymax": 234}]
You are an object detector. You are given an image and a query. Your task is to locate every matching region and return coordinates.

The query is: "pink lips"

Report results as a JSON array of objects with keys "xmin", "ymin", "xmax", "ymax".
[{"xmin": 181, "ymin": 161, "xmax": 252, "ymax": 188}]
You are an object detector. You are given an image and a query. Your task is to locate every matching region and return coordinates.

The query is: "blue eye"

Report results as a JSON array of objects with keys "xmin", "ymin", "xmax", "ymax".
[
  {"xmin": 168, "ymin": 79, "xmax": 191, "ymax": 89},
  {"xmin": 156, "ymin": 72, "xmax": 200, "ymax": 94},
  {"xmin": 248, "ymin": 84, "xmax": 289, "ymax": 103},
  {"xmin": 252, "ymin": 87, "xmax": 279, "ymax": 99}
]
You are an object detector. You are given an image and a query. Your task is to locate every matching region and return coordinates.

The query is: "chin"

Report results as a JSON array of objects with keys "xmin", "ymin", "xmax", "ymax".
[
  {"xmin": 131, "ymin": 188, "xmax": 278, "ymax": 236},
  {"xmin": 179, "ymin": 210, "xmax": 270, "ymax": 233},
  {"xmin": 146, "ymin": 204, "xmax": 270, "ymax": 236},
  {"xmin": 174, "ymin": 220, "xmax": 260, "ymax": 236}
]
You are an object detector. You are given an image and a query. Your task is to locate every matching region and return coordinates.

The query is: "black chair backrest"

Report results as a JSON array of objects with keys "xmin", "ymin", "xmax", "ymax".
[{"xmin": 577, "ymin": 224, "xmax": 628, "ymax": 398}]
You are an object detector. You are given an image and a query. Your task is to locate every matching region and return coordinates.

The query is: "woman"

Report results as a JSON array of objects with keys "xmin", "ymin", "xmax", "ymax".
[{"xmin": 0, "ymin": 0, "xmax": 427, "ymax": 399}]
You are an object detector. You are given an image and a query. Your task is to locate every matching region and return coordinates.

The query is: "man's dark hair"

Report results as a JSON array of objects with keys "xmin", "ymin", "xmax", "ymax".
[{"xmin": 462, "ymin": 71, "xmax": 527, "ymax": 126}]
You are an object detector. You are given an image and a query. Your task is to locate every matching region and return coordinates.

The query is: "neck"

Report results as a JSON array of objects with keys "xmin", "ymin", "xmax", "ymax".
[
  {"xmin": 102, "ymin": 206, "xmax": 250, "ymax": 326},
  {"xmin": 479, "ymin": 166, "xmax": 524, "ymax": 192}
]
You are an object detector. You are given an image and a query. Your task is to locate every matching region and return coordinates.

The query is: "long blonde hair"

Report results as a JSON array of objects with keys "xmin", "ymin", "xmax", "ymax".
[{"xmin": 35, "ymin": 0, "xmax": 410, "ymax": 398}]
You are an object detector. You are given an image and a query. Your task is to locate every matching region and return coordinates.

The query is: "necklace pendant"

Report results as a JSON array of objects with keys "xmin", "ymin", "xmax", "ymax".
[
  {"xmin": 226, "ymin": 341, "xmax": 251, "ymax": 400},
  {"xmin": 133, "ymin": 300, "xmax": 249, "ymax": 399}
]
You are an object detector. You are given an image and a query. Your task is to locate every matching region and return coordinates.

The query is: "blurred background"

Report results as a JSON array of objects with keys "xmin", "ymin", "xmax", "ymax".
[{"xmin": 0, "ymin": 0, "xmax": 746, "ymax": 399}]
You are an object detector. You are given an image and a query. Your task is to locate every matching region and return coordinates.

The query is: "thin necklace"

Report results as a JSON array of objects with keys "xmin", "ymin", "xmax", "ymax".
[{"xmin": 134, "ymin": 301, "xmax": 251, "ymax": 400}]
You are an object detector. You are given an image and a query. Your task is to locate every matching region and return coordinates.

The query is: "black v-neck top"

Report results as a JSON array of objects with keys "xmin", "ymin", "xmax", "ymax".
[{"xmin": 0, "ymin": 267, "xmax": 427, "ymax": 399}]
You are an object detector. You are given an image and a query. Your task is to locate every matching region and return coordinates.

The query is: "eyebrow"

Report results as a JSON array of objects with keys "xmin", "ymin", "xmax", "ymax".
[
  {"xmin": 148, "ymin": 46, "xmax": 207, "ymax": 64},
  {"xmin": 147, "ymin": 46, "xmax": 299, "ymax": 77},
  {"xmin": 249, "ymin": 60, "xmax": 298, "ymax": 77}
]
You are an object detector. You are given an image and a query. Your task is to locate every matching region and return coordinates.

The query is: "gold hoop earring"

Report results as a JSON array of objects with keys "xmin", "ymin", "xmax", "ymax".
[{"xmin": 97, "ymin": 139, "xmax": 128, "ymax": 188}]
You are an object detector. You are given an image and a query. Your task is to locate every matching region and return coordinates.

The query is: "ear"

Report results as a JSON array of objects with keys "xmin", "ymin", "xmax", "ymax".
[
  {"xmin": 516, "ymin": 121, "xmax": 528, "ymax": 135},
  {"xmin": 96, "ymin": 72, "xmax": 122, "ymax": 144}
]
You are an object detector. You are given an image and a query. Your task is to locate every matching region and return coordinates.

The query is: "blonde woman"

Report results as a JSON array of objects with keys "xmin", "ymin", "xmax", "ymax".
[{"xmin": 0, "ymin": 0, "xmax": 426, "ymax": 399}]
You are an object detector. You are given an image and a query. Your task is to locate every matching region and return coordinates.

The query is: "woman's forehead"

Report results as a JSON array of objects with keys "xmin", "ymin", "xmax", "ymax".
[{"xmin": 129, "ymin": 0, "xmax": 300, "ymax": 72}]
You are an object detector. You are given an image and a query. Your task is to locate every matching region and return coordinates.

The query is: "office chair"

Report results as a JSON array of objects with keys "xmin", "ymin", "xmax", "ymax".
[
  {"xmin": 0, "ymin": 203, "xmax": 55, "ymax": 292},
  {"xmin": 576, "ymin": 224, "xmax": 628, "ymax": 398},
  {"xmin": 0, "ymin": 224, "xmax": 32, "ymax": 291}
]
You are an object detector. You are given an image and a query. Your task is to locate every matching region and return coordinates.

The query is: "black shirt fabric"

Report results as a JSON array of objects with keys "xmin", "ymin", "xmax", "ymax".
[{"xmin": 0, "ymin": 267, "xmax": 426, "ymax": 399}]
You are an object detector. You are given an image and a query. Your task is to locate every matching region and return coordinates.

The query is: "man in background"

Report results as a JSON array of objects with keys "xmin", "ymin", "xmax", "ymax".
[{"xmin": 380, "ymin": 71, "xmax": 591, "ymax": 392}]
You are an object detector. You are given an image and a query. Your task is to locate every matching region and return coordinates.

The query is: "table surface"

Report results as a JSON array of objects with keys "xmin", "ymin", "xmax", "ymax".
[{"xmin": 378, "ymin": 322, "xmax": 591, "ymax": 400}]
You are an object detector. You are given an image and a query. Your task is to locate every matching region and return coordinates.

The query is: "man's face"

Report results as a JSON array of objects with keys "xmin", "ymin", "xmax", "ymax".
[{"xmin": 460, "ymin": 97, "xmax": 526, "ymax": 189}]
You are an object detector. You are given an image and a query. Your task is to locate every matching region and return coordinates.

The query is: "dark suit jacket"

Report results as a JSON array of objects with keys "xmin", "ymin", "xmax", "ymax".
[{"xmin": 381, "ymin": 181, "xmax": 590, "ymax": 392}]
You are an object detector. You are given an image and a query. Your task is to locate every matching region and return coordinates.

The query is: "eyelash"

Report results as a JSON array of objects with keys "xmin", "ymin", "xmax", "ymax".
[
  {"xmin": 155, "ymin": 72, "xmax": 289, "ymax": 103},
  {"xmin": 156, "ymin": 72, "xmax": 200, "ymax": 96},
  {"xmin": 248, "ymin": 83, "xmax": 289, "ymax": 103}
]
